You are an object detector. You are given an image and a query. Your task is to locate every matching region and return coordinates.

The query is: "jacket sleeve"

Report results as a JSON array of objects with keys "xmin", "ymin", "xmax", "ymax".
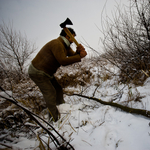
[
  {"xmin": 51, "ymin": 43, "xmax": 81, "ymax": 66},
  {"xmin": 67, "ymin": 47, "xmax": 78, "ymax": 56}
]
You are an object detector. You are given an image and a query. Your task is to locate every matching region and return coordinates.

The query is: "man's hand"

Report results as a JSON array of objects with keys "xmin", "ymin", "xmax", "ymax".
[
  {"xmin": 80, "ymin": 50, "xmax": 87, "ymax": 58},
  {"xmin": 76, "ymin": 44, "xmax": 87, "ymax": 58},
  {"xmin": 77, "ymin": 44, "xmax": 85, "ymax": 53}
]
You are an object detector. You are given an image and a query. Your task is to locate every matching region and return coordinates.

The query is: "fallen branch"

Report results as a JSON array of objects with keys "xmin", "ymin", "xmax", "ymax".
[
  {"xmin": 0, "ymin": 86, "xmax": 75, "ymax": 150},
  {"xmin": 67, "ymin": 93, "xmax": 150, "ymax": 119},
  {"xmin": 0, "ymin": 143, "xmax": 12, "ymax": 149}
]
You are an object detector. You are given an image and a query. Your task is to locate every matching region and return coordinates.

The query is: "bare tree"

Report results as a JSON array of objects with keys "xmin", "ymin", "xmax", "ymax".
[
  {"xmin": 0, "ymin": 22, "xmax": 36, "ymax": 82},
  {"xmin": 101, "ymin": 0, "xmax": 150, "ymax": 84}
]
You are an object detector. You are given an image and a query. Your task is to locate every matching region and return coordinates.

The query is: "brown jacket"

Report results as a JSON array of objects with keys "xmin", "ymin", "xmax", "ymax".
[{"xmin": 32, "ymin": 37, "xmax": 81, "ymax": 75}]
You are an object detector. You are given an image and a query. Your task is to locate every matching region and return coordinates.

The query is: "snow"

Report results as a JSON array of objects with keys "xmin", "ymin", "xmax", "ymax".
[
  {"xmin": 0, "ymin": 91, "xmax": 13, "ymax": 100},
  {"xmin": 12, "ymin": 137, "xmax": 37, "ymax": 150},
  {"xmin": 0, "ymin": 71, "xmax": 150, "ymax": 150},
  {"xmin": 55, "ymin": 103, "xmax": 150, "ymax": 150}
]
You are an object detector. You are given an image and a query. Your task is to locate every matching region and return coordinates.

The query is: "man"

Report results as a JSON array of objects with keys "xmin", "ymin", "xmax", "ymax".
[{"xmin": 28, "ymin": 28, "xmax": 87, "ymax": 122}]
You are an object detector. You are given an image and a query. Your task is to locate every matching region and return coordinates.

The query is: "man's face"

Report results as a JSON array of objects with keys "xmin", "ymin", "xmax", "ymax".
[{"xmin": 66, "ymin": 34, "xmax": 75, "ymax": 44}]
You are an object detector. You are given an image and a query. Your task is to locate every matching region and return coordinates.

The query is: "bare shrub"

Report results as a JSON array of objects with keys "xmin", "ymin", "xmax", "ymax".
[
  {"xmin": 0, "ymin": 22, "xmax": 36, "ymax": 83},
  {"xmin": 101, "ymin": 0, "xmax": 150, "ymax": 85}
]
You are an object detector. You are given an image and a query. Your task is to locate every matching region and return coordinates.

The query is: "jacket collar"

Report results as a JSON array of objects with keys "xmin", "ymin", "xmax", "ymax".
[{"xmin": 60, "ymin": 36, "xmax": 70, "ymax": 47}]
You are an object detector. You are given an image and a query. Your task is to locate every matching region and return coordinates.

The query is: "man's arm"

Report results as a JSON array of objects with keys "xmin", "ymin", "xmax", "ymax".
[
  {"xmin": 67, "ymin": 47, "xmax": 77, "ymax": 56},
  {"xmin": 68, "ymin": 44, "xmax": 87, "ymax": 58},
  {"xmin": 52, "ymin": 44, "xmax": 81, "ymax": 66}
]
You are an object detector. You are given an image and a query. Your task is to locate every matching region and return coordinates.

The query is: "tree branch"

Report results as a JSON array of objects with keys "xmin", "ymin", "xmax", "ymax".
[
  {"xmin": 0, "ymin": 86, "xmax": 75, "ymax": 150},
  {"xmin": 67, "ymin": 93, "xmax": 150, "ymax": 119}
]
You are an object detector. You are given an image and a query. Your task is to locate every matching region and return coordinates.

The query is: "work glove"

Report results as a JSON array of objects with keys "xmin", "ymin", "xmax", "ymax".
[{"xmin": 76, "ymin": 44, "xmax": 87, "ymax": 58}]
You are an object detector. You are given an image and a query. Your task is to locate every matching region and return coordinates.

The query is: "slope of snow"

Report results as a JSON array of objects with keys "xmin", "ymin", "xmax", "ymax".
[{"xmin": 0, "ymin": 65, "xmax": 150, "ymax": 150}]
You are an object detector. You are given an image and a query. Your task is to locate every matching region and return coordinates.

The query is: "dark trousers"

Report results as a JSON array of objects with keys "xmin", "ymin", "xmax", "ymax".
[{"xmin": 28, "ymin": 64, "xmax": 64, "ymax": 122}]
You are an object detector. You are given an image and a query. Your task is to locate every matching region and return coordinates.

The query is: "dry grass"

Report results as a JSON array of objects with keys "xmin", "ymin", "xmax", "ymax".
[
  {"xmin": 56, "ymin": 69, "xmax": 93, "ymax": 88},
  {"xmin": 55, "ymin": 59, "xmax": 94, "ymax": 88},
  {"xmin": 119, "ymin": 68, "xmax": 150, "ymax": 86}
]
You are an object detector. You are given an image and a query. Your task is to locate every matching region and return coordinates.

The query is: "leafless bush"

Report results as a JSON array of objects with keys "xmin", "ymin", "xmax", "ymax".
[
  {"xmin": 0, "ymin": 22, "xmax": 36, "ymax": 83},
  {"xmin": 101, "ymin": 0, "xmax": 150, "ymax": 85}
]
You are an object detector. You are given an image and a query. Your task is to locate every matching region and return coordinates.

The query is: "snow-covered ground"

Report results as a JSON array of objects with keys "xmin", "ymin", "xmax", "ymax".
[
  {"xmin": 53, "ymin": 77, "xmax": 150, "ymax": 150},
  {"xmin": 0, "ymin": 61, "xmax": 150, "ymax": 150}
]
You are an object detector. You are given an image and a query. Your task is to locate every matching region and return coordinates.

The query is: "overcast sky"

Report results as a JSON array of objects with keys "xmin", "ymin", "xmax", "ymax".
[{"xmin": 0, "ymin": 0, "xmax": 129, "ymax": 56}]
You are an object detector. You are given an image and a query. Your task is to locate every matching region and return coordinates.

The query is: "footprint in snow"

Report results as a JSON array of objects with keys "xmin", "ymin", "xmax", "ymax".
[{"xmin": 105, "ymin": 130, "xmax": 118, "ymax": 150}]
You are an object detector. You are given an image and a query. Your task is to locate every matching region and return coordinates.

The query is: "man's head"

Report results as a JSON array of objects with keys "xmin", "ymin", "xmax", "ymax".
[
  {"xmin": 60, "ymin": 28, "xmax": 76, "ymax": 44},
  {"xmin": 60, "ymin": 27, "xmax": 76, "ymax": 37}
]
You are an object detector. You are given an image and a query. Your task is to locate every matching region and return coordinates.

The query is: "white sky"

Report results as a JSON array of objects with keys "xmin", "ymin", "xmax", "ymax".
[{"xmin": 0, "ymin": 0, "xmax": 129, "ymax": 56}]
